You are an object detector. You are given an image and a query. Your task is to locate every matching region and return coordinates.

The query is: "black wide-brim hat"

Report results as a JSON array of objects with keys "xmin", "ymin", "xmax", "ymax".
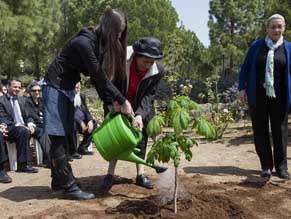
[{"xmin": 132, "ymin": 37, "xmax": 163, "ymax": 59}]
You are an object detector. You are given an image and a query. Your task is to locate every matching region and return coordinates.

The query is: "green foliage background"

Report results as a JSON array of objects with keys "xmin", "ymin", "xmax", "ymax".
[{"xmin": 1, "ymin": 0, "xmax": 290, "ymax": 93}]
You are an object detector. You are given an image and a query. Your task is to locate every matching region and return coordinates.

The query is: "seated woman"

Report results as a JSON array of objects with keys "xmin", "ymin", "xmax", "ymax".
[{"xmin": 25, "ymin": 81, "xmax": 51, "ymax": 168}]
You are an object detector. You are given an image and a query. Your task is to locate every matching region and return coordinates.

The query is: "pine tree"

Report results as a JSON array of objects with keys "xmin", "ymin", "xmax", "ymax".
[{"xmin": 208, "ymin": 0, "xmax": 264, "ymax": 78}]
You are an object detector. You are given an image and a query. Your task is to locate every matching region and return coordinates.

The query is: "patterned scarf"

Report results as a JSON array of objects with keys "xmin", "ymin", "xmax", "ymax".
[{"xmin": 264, "ymin": 35, "xmax": 284, "ymax": 97}]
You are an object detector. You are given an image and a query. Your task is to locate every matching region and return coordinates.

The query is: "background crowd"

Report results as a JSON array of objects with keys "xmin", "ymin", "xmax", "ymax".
[{"xmin": 0, "ymin": 79, "xmax": 96, "ymax": 184}]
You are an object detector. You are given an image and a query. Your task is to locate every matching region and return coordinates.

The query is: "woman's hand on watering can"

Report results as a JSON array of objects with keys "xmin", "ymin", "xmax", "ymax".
[
  {"xmin": 80, "ymin": 122, "xmax": 87, "ymax": 133},
  {"xmin": 87, "ymin": 120, "xmax": 94, "ymax": 134},
  {"xmin": 113, "ymin": 101, "xmax": 121, "ymax": 112},
  {"xmin": 132, "ymin": 115, "xmax": 143, "ymax": 131},
  {"xmin": 121, "ymin": 100, "xmax": 134, "ymax": 116}
]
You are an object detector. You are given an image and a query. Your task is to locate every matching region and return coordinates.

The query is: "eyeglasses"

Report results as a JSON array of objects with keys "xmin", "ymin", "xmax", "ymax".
[
  {"xmin": 31, "ymin": 89, "xmax": 41, "ymax": 93},
  {"xmin": 269, "ymin": 25, "xmax": 284, "ymax": 30}
]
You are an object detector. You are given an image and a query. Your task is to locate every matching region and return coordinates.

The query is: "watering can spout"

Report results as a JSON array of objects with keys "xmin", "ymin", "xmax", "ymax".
[{"xmin": 117, "ymin": 150, "xmax": 168, "ymax": 173}]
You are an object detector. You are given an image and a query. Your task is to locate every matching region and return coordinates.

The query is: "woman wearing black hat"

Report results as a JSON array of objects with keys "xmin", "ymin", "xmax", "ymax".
[
  {"xmin": 101, "ymin": 36, "xmax": 166, "ymax": 191},
  {"xmin": 42, "ymin": 8, "xmax": 133, "ymax": 200}
]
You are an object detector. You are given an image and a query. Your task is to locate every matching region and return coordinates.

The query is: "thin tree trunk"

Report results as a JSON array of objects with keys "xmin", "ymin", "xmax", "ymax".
[{"xmin": 174, "ymin": 166, "xmax": 178, "ymax": 213}]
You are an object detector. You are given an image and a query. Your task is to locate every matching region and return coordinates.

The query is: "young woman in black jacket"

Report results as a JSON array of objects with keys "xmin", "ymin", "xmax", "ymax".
[{"xmin": 42, "ymin": 8, "xmax": 133, "ymax": 200}]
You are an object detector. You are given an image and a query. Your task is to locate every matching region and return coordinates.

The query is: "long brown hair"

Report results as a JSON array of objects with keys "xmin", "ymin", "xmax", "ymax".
[{"xmin": 96, "ymin": 8, "xmax": 127, "ymax": 80}]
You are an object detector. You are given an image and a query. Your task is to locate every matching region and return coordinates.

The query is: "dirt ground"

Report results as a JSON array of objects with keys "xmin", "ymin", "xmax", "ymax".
[{"xmin": 2, "ymin": 122, "xmax": 291, "ymax": 219}]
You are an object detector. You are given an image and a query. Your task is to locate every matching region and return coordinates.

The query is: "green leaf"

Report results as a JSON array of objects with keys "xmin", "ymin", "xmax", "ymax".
[
  {"xmin": 180, "ymin": 111, "xmax": 190, "ymax": 129},
  {"xmin": 195, "ymin": 117, "xmax": 216, "ymax": 139},
  {"xmin": 146, "ymin": 150, "xmax": 155, "ymax": 165},
  {"xmin": 170, "ymin": 108, "xmax": 189, "ymax": 134},
  {"xmin": 185, "ymin": 151, "xmax": 192, "ymax": 161},
  {"xmin": 146, "ymin": 115, "xmax": 164, "ymax": 136},
  {"xmin": 188, "ymin": 100, "xmax": 202, "ymax": 111},
  {"xmin": 186, "ymin": 138, "xmax": 195, "ymax": 148},
  {"xmin": 167, "ymin": 100, "xmax": 179, "ymax": 111},
  {"xmin": 176, "ymin": 96, "xmax": 190, "ymax": 108}
]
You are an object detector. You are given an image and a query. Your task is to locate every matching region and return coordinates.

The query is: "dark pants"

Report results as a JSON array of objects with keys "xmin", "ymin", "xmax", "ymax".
[
  {"xmin": 43, "ymin": 85, "xmax": 77, "ymax": 189},
  {"xmin": 66, "ymin": 133, "xmax": 77, "ymax": 155},
  {"xmin": 249, "ymin": 85, "xmax": 288, "ymax": 172},
  {"xmin": 6, "ymin": 126, "xmax": 30, "ymax": 164},
  {"xmin": 0, "ymin": 131, "xmax": 8, "ymax": 168},
  {"xmin": 134, "ymin": 128, "xmax": 148, "ymax": 159}
]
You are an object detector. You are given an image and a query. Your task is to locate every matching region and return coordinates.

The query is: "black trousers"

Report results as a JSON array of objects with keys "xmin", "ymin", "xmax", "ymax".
[
  {"xmin": 249, "ymin": 85, "xmax": 288, "ymax": 172},
  {"xmin": 6, "ymin": 126, "xmax": 31, "ymax": 164},
  {"xmin": 134, "ymin": 128, "xmax": 148, "ymax": 159},
  {"xmin": 0, "ymin": 131, "xmax": 8, "ymax": 166}
]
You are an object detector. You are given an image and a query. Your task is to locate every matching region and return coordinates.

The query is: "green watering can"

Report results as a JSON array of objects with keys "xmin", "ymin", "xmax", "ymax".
[{"xmin": 92, "ymin": 113, "xmax": 167, "ymax": 173}]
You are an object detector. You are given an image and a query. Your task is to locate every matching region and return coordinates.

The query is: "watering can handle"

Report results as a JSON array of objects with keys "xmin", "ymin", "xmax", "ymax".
[
  {"xmin": 121, "ymin": 114, "xmax": 143, "ymax": 142},
  {"xmin": 127, "ymin": 115, "xmax": 143, "ymax": 142},
  {"xmin": 104, "ymin": 112, "xmax": 143, "ymax": 142}
]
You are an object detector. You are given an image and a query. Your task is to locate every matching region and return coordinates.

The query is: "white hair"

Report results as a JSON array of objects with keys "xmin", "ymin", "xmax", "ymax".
[
  {"xmin": 267, "ymin": 14, "xmax": 285, "ymax": 25},
  {"xmin": 74, "ymin": 92, "xmax": 82, "ymax": 107}
]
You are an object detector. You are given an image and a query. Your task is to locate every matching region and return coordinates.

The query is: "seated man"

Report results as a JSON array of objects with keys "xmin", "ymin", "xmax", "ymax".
[
  {"xmin": 25, "ymin": 81, "xmax": 51, "ymax": 168},
  {"xmin": 73, "ymin": 82, "xmax": 97, "ymax": 155},
  {"xmin": 0, "ymin": 124, "xmax": 11, "ymax": 183},
  {"xmin": 0, "ymin": 79, "xmax": 38, "ymax": 173}
]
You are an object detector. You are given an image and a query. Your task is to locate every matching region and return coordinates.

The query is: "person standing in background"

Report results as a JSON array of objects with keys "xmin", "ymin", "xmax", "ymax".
[{"xmin": 239, "ymin": 14, "xmax": 291, "ymax": 180}]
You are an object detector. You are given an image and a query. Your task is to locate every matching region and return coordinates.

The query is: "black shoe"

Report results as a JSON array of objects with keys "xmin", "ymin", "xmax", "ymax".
[
  {"xmin": 100, "ymin": 174, "xmax": 114, "ymax": 192},
  {"xmin": 78, "ymin": 148, "xmax": 94, "ymax": 155},
  {"xmin": 260, "ymin": 169, "xmax": 272, "ymax": 178},
  {"xmin": 70, "ymin": 152, "xmax": 82, "ymax": 159},
  {"xmin": 17, "ymin": 164, "xmax": 38, "ymax": 173},
  {"xmin": 51, "ymin": 181, "xmax": 82, "ymax": 192},
  {"xmin": 51, "ymin": 182, "xmax": 62, "ymax": 191},
  {"xmin": 63, "ymin": 184, "xmax": 95, "ymax": 200},
  {"xmin": 136, "ymin": 174, "xmax": 154, "ymax": 189},
  {"xmin": 0, "ymin": 170, "xmax": 12, "ymax": 183},
  {"xmin": 277, "ymin": 170, "xmax": 291, "ymax": 180}
]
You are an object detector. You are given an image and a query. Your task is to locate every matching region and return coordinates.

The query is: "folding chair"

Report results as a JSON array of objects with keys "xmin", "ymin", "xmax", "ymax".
[{"xmin": 5, "ymin": 141, "xmax": 17, "ymax": 171}]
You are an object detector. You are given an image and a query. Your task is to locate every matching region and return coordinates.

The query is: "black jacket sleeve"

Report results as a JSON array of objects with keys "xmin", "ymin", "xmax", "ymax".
[
  {"xmin": 135, "ymin": 65, "xmax": 166, "ymax": 120},
  {"xmin": 0, "ymin": 97, "xmax": 15, "ymax": 126},
  {"xmin": 135, "ymin": 87, "xmax": 158, "ymax": 119},
  {"xmin": 73, "ymin": 36, "xmax": 126, "ymax": 105}
]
